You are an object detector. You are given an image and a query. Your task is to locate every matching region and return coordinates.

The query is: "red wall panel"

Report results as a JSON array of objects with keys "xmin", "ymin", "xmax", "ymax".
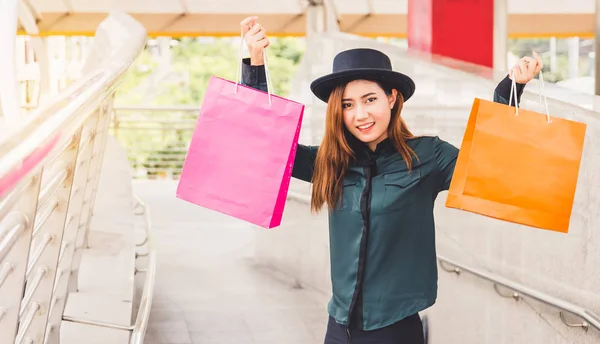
[{"xmin": 408, "ymin": 0, "xmax": 494, "ymax": 68}]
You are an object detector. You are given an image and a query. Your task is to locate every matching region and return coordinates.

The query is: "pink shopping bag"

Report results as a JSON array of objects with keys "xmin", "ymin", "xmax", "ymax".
[{"xmin": 176, "ymin": 75, "xmax": 305, "ymax": 228}]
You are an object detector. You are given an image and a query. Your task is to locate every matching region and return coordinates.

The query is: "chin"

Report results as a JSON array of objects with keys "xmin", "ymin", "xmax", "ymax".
[{"xmin": 353, "ymin": 131, "xmax": 385, "ymax": 144}]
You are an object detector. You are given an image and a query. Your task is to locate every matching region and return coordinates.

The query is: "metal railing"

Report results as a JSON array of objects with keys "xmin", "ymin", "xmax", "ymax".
[
  {"xmin": 110, "ymin": 105, "xmax": 199, "ymax": 180},
  {"xmin": 0, "ymin": 11, "xmax": 149, "ymax": 344},
  {"xmin": 62, "ymin": 194, "xmax": 156, "ymax": 344},
  {"xmin": 437, "ymin": 255, "xmax": 600, "ymax": 332}
]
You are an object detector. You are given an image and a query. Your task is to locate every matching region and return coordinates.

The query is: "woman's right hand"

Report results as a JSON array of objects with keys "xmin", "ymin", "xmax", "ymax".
[{"xmin": 240, "ymin": 16, "xmax": 270, "ymax": 66}]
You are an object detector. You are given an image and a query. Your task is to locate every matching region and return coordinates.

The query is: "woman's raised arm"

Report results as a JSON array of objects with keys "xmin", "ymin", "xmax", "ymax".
[
  {"xmin": 493, "ymin": 52, "xmax": 543, "ymax": 107},
  {"xmin": 239, "ymin": 16, "xmax": 318, "ymax": 183}
]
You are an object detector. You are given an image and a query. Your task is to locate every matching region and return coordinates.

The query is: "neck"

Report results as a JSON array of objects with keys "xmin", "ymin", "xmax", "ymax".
[{"xmin": 367, "ymin": 133, "xmax": 389, "ymax": 151}]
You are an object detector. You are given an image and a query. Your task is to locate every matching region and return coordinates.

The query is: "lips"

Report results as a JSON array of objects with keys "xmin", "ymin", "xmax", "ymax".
[{"xmin": 357, "ymin": 122, "xmax": 375, "ymax": 132}]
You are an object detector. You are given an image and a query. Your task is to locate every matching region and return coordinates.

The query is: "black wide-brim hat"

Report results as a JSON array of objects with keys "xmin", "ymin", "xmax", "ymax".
[{"xmin": 310, "ymin": 48, "xmax": 415, "ymax": 103}]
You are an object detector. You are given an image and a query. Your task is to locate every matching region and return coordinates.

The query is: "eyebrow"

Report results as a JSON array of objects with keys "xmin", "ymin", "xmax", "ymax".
[{"xmin": 342, "ymin": 92, "xmax": 377, "ymax": 102}]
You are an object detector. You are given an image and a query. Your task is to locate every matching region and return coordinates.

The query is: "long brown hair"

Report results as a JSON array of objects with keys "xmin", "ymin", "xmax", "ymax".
[{"xmin": 310, "ymin": 81, "xmax": 416, "ymax": 213}]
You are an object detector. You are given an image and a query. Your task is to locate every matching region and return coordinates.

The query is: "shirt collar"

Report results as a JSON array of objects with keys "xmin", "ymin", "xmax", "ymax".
[{"xmin": 346, "ymin": 130, "xmax": 396, "ymax": 166}]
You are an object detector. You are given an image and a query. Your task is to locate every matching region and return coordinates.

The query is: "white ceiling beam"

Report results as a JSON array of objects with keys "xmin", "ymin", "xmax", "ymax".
[
  {"xmin": 366, "ymin": 0, "xmax": 374, "ymax": 14},
  {"xmin": 180, "ymin": 0, "xmax": 190, "ymax": 15},
  {"xmin": 61, "ymin": 0, "xmax": 74, "ymax": 13},
  {"xmin": 298, "ymin": 0, "xmax": 308, "ymax": 11},
  {"xmin": 323, "ymin": 0, "xmax": 340, "ymax": 32},
  {"xmin": 22, "ymin": 0, "xmax": 43, "ymax": 22},
  {"xmin": 18, "ymin": 2, "xmax": 40, "ymax": 34}
]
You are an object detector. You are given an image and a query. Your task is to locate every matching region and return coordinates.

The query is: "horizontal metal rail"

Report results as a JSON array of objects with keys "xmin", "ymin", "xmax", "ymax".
[
  {"xmin": 109, "ymin": 106, "xmax": 197, "ymax": 179},
  {"xmin": 437, "ymin": 255, "xmax": 600, "ymax": 332},
  {"xmin": 114, "ymin": 105, "xmax": 200, "ymax": 111},
  {"xmin": 0, "ymin": 211, "xmax": 29, "ymax": 263}
]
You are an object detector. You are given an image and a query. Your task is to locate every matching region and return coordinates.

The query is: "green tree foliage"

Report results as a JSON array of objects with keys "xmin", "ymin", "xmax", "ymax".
[{"xmin": 115, "ymin": 36, "xmax": 305, "ymax": 106}]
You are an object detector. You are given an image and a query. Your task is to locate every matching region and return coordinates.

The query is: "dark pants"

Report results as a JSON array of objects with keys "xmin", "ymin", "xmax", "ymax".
[{"xmin": 324, "ymin": 314, "xmax": 425, "ymax": 344}]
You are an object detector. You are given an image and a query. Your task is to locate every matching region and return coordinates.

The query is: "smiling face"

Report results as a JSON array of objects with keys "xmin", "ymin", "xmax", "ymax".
[{"xmin": 341, "ymin": 80, "xmax": 398, "ymax": 151}]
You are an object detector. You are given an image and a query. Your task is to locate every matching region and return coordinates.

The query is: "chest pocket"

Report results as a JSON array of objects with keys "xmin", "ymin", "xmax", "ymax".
[
  {"xmin": 338, "ymin": 174, "xmax": 361, "ymax": 211},
  {"xmin": 383, "ymin": 169, "xmax": 422, "ymax": 210}
]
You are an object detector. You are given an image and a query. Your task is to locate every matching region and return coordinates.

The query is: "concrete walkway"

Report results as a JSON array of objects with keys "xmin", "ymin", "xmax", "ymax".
[{"xmin": 133, "ymin": 180, "xmax": 330, "ymax": 344}]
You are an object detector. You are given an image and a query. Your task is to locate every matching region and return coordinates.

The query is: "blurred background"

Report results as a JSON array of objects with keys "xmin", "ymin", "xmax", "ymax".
[{"xmin": 1, "ymin": 1, "xmax": 600, "ymax": 344}]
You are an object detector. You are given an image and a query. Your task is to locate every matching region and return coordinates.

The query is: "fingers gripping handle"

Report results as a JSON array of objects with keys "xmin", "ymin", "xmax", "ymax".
[
  {"xmin": 509, "ymin": 70, "xmax": 551, "ymax": 123},
  {"xmin": 234, "ymin": 29, "xmax": 274, "ymax": 105}
]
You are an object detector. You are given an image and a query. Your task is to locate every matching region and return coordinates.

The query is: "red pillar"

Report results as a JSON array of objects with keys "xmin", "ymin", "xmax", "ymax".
[{"xmin": 407, "ymin": 0, "xmax": 495, "ymax": 68}]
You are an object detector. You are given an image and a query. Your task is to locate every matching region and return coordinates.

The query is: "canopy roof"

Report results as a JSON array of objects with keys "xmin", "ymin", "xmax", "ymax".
[{"xmin": 18, "ymin": 0, "xmax": 596, "ymax": 38}]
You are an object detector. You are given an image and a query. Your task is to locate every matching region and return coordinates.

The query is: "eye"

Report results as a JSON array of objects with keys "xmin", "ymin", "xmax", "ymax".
[
  {"xmin": 366, "ymin": 97, "xmax": 377, "ymax": 103},
  {"xmin": 342, "ymin": 103, "xmax": 352, "ymax": 109}
]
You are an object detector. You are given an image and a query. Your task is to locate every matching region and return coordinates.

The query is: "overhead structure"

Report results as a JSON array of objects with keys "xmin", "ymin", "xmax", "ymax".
[{"xmin": 16, "ymin": 0, "xmax": 598, "ymax": 38}]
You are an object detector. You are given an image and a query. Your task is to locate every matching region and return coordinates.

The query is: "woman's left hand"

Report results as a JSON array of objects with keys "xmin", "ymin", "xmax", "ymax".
[{"xmin": 509, "ymin": 51, "xmax": 544, "ymax": 84}]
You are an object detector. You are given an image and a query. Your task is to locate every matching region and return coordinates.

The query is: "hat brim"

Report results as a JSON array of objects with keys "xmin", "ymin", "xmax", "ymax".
[{"xmin": 310, "ymin": 69, "xmax": 416, "ymax": 103}]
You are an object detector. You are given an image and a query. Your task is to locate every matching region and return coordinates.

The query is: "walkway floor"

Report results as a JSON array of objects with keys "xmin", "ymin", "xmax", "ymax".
[{"xmin": 133, "ymin": 180, "xmax": 330, "ymax": 344}]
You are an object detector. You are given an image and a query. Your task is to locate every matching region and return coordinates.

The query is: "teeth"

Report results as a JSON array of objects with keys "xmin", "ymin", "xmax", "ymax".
[{"xmin": 358, "ymin": 123, "xmax": 374, "ymax": 129}]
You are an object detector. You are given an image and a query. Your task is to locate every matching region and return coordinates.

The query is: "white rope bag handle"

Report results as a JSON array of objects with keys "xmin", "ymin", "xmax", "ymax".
[
  {"xmin": 234, "ymin": 28, "xmax": 274, "ymax": 105},
  {"xmin": 509, "ymin": 65, "xmax": 551, "ymax": 123}
]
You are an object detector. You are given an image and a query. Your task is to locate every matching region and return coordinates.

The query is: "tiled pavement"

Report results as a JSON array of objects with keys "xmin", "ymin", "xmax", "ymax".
[{"xmin": 133, "ymin": 180, "xmax": 330, "ymax": 344}]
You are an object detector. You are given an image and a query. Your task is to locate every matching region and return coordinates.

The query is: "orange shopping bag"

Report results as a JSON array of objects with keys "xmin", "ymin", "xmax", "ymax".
[{"xmin": 446, "ymin": 77, "xmax": 587, "ymax": 233}]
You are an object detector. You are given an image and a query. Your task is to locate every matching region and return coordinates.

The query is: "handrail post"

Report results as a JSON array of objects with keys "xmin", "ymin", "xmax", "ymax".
[
  {"xmin": 43, "ymin": 109, "xmax": 104, "ymax": 344},
  {"xmin": 69, "ymin": 97, "xmax": 113, "ymax": 293},
  {"xmin": 0, "ymin": 179, "xmax": 42, "ymax": 343}
]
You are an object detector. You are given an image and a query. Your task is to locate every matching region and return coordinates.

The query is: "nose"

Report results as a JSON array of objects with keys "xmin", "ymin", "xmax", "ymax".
[{"xmin": 355, "ymin": 104, "xmax": 369, "ymax": 120}]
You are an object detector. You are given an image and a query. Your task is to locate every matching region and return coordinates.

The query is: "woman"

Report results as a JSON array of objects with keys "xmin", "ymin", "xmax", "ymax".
[{"xmin": 239, "ymin": 16, "xmax": 543, "ymax": 344}]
